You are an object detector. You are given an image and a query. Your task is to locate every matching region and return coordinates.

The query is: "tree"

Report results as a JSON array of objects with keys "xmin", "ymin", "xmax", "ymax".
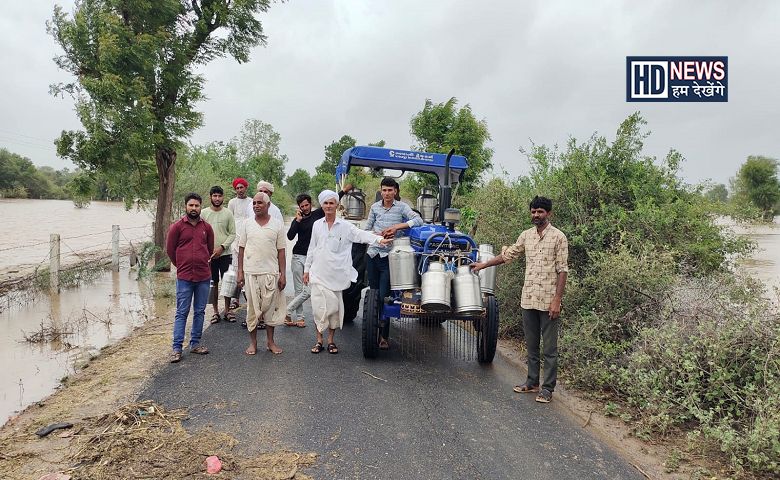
[
  {"xmin": 704, "ymin": 183, "xmax": 728, "ymax": 203},
  {"xmin": 49, "ymin": 0, "xmax": 272, "ymax": 257},
  {"xmin": 235, "ymin": 119, "xmax": 287, "ymax": 186},
  {"xmin": 285, "ymin": 168, "xmax": 311, "ymax": 196},
  {"xmin": 317, "ymin": 135, "xmax": 356, "ymax": 177},
  {"xmin": 734, "ymin": 156, "xmax": 780, "ymax": 220},
  {"xmin": 409, "ymin": 97, "xmax": 493, "ymax": 192}
]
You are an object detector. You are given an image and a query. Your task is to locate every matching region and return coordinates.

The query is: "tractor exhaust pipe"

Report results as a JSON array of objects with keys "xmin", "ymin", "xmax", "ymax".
[{"xmin": 439, "ymin": 148, "xmax": 455, "ymax": 223}]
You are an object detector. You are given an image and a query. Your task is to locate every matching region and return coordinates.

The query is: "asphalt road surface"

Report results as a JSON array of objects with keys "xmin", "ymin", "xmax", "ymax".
[{"xmin": 142, "ymin": 294, "xmax": 643, "ymax": 480}]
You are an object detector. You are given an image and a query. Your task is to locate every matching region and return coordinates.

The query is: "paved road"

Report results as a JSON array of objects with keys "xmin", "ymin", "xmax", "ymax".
[{"xmin": 142, "ymin": 295, "xmax": 643, "ymax": 480}]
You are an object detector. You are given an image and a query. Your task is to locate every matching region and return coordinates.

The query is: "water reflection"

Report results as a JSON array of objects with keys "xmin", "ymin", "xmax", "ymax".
[{"xmin": 0, "ymin": 268, "xmax": 173, "ymax": 425}]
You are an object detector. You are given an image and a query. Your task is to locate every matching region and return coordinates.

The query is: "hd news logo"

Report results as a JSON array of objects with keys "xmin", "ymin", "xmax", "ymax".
[{"xmin": 626, "ymin": 56, "xmax": 728, "ymax": 102}]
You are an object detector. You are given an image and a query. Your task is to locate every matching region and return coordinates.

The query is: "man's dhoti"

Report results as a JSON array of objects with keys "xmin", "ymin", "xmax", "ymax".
[
  {"xmin": 310, "ymin": 282, "xmax": 344, "ymax": 333},
  {"xmin": 245, "ymin": 273, "xmax": 285, "ymax": 331}
]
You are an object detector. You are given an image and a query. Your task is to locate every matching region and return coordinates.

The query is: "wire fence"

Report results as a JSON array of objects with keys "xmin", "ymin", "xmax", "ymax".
[{"xmin": 0, "ymin": 225, "xmax": 153, "ymax": 311}]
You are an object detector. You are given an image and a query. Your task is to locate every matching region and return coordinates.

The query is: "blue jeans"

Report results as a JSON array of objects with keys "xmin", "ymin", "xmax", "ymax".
[
  {"xmin": 366, "ymin": 255, "xmax": 391, "ymax": 338},
  {"xmin": 172, "ymin": 279, "xmax": 211, "ymax": 352}
]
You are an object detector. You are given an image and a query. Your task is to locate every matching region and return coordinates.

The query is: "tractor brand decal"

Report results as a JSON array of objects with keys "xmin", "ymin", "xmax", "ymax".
[{"xmin": 388, "ymin": 150, "xmax": 435, "ymax": 162}]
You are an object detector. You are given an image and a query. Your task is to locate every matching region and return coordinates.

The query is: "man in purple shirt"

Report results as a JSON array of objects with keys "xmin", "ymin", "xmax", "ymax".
[{"xmin": 166, "ymin": 193, "xmax": 215, "ymax": 363}]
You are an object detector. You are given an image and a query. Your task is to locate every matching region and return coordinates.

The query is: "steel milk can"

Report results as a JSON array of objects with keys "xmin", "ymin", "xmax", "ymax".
[
  {"xmin": 453, "ymin": 264, "xmax": 483, "ymax": 314},
  {"xmin": 388, "ymin": 236, "xmax": 418, "ymax": 290},
  {"xmin": 421, "ymin": 261, "xmax": 452, "ymax": 312},
  {"xmin": 477, "ymin": 244, "xmax": 497, "ymax": 294}
]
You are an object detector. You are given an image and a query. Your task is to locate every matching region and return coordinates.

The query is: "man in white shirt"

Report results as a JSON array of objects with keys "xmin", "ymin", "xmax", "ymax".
[
  {"xmin": 237, "ymin": 192, "xmax": 287, "ymax": 355},
  {"xmin": 244, "ymin": 180, "xmax": 284, "ymax": 223},
  {"xmin": 303, "ymin": 190, "xmax": 391, "ymax": 354},
  {"xmin": 227, "ymin": 177, "xmax": 253, "ymax": 313}
]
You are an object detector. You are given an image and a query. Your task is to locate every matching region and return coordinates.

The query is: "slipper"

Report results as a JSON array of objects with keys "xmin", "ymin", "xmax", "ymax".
[
  {"xmin": 378, "ymin": 339, "xmax": 389, "ymax": 350},
  {"xmin": 190, "ymin": 345, "xmax": 209, "ymax": 355},
  {"xmin": 513, "ymin": 383, "xmax": 540, "ymax": 394},
  {"xmin": 225, "ymin": 311, "xmax": 237, "ymax": 323},
  {"xmin": 296, "ymin": 320, "xmax": 306, "ymax": 328},
  {"xmin": 327, "ymin": 343, "xmax": 339, "ymax": 354},
  {"xmin": 245, "ymin": 347, "xmax": 257, "ymax": 356},
  {"xmin": 169, "ymin": 351, "xmax": 182, "ymax": 363},
  {"xmin": 210, "ymin": 312, "xmax": 221, "ymax": 324},
  {"xmin": 311, "ymin": 342, "xmax": 324, "ymax": 354},
  {"xmin": 284, "ymin": 315, "xmax": 296, "ymax": 327}
]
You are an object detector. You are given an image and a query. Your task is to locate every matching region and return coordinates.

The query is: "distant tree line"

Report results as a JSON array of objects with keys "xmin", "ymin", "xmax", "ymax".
[{"xmin": 703, "ymin": 155, "xmax": 780, "ymax": 221}]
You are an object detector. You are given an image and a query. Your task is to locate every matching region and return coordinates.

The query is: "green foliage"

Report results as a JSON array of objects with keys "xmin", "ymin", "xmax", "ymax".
[
  {"xmin": 49, "ymin": 0, "xmax": 274, "ymax": 247},
  {"xmin": 0, "ymin": 148, "xmax": 70, "ymax": 199},
  {"xmin": 318, "ymin": 135, "xmax": 357, "ymax": 178},
  {"xmin": 460, "ymin": 113, "xmax": 774, "ymax": 476},
  {"xmin": 409, "ymin": 97, "xmax": 493, "ymax": 192},
  {"xmin": 236, "ymin": 119, "xmax": 287, "ymax": 186},
  {"xmin": 732, "ymin": 156, "xmax": 780, "ymax": 220},
  {"xmin": 704, "ymin": 183, "xmax": 728, "ymax": 203},
  {"xmin": 285, "ymin": 168, "xmax": 312, "ymax": 196}
]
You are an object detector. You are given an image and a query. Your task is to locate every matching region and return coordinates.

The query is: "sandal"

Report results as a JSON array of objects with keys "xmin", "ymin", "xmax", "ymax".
[
  {"xmin": 225, "ymin": 311, "xmax": 236, "ymax": 323},
  {"xmin": 210, "ymin": 313, "xmax": 221, "ymax": 324},
  {"xmin": 190, "ymin": 345, "xmax": 209, "ymax": 355},
  {"xmin": 378, "ymin": 338, "xmax": 389, "ymax": 350},
  {"xmin": 296, "ymin": 320, "xmax": 306, "ymax": 328},
  {"xmin": 169, "ymin": 351, "xmax": 182, "ymax": 363},
  {"xmin": 535, "ymin": 389, "xmax": 553, "ymax": 403},
  {"xmin": 327, "ymin": 343, "xmax": 339, "ymax": 354},
  {"xmin": 513, "ymin": 383, "xmax": 540, "ymax": 394},
  {"xmin": 311, "ymin": 342, "xmax": 324, "ymax": 354},
  {"xmin": 284, "ymin": 315, "xmax": 295, "ymax": 327}
]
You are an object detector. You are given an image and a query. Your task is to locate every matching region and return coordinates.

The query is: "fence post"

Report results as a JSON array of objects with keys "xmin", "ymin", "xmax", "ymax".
[
  {"xmin": 112, "ymin": 225, "xmax": 120, "ymax": 271},
  {"xmin": 50, "ymin": 233, "xmax": 60, "ymax": 293}
]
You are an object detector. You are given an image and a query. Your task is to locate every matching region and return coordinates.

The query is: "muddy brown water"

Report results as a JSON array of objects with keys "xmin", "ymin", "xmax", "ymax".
[{"xmin": 0, "ymin": 202, "xmax": 778, "ymax": 425}]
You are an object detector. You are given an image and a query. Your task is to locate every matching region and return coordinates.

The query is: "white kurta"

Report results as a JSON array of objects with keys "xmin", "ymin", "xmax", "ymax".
[{"xmin": 304, "ymin": 217, "xmax": 382, "ymax": 291}]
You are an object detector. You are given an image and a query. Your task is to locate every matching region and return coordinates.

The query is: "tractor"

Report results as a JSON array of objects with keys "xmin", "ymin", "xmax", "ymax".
[{"xmin": 336, "ymin": 146, "xmax": 499, "ymax": 363}]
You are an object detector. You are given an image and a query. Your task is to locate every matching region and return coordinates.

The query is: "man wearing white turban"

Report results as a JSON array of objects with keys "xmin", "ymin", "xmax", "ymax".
[
  {"xmin": 304, "ymin": 190, "xmax": 391, "ymax": 354},
  {"xmin": 244, "ymin": 180, "xmax": 284, "ymax": 224}
]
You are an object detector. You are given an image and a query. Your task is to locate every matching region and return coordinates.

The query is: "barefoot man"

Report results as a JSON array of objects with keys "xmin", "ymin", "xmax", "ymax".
[
  {"xmin": 237, "ymin": 192, "xmax": 287, "ymax": 355},
  {"xmin": 304, "ymin": 190, "xmax": 391, "ymax": 354}
]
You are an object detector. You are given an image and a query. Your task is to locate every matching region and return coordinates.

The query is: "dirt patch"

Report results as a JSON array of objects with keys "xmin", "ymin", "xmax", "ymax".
[{"xmin": 0, "ymin": 299, "xmax": 316, "ymax": 480}]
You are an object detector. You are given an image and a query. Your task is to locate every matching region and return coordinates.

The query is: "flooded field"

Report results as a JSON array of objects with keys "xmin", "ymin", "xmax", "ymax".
[{"xmin": 0, "ymin": 199, "xmax": 151, "ymax": 278}]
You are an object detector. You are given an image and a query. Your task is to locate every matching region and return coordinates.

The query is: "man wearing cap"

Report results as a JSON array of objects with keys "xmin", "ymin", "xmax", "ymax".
[
  {"xmin": 237, "ymin": 192, "xmax": 287, "ymax": 355},
  {"xmin": 245, "ymin": 180, "xmax": 284, "ymax": 224},
  {"xmin": 304, "ymin": 190, "xmax": 391, "ymax": 354}
]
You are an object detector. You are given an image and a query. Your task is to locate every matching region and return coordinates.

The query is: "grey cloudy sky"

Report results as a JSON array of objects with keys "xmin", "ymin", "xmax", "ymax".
[{"xmin": 1, "ymin": 1, "xmax": 778, "ymax": 185}]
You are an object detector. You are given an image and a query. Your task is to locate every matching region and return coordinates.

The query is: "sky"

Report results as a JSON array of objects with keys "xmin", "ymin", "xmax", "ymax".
[{"xmin": 1, "ymin": 0, "xmax": 778, "ymax": 186}]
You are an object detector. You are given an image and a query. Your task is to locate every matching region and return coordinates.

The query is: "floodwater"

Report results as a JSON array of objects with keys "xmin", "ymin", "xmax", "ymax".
[
  {"xmin": 0, "ymin": 199, "xmax": 152, "ymax": 277},
  {"xmin": 0, "ymin": 201, "xmax": 777, "ymax": 425}
]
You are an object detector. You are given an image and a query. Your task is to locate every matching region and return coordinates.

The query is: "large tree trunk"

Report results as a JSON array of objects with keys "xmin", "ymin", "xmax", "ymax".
[{"xmin": 153, "ymin": 147, "xmax": 177, "ymax": 265}]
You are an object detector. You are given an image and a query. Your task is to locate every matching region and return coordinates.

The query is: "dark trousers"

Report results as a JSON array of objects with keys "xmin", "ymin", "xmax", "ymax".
[
  {"xmin": 366, "ymin": 254, "xmax": 390, "ymax": 338},
  {"xmin": 522, "ymin": 308, "xmax": 560, "ymax": 392}
]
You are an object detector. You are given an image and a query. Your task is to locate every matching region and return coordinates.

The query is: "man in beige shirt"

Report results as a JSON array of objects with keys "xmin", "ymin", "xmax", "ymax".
[
  {"xmin": 237, "ymin": 192, "xmax": 287, "ymax": 355},
  {"xmin": 472, "ymin": 196, "xmax": 568, "ymax": 403}
]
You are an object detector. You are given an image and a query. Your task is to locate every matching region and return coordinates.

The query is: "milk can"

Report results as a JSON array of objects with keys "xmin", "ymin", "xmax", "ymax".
[
  {"xmin": 416, "ymin": 188, "xmax": 438, "ymax": 223},
  {"xmin": 389, "ymin": 236, "xmax": 418, "ymax": 290},
  {"xmin": 342, "ymin": 188, "xmax": 366, "ymax": 220},
  {"xmin": 421, "ymin": 261, "xmax": 452, "ymax": 312},
  {"xmin": 219, "ymin": 266, "xmax": 238, "ymax": 298},
  {"xmin": 477, "ymin": 244, "xmax": 497, "ymax": 294},
  {"xmin": 453, "ymin": 264, "xmax": 483, "ymax": 314}
]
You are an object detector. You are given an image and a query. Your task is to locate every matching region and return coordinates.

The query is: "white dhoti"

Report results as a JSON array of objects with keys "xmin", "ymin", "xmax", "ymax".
[
  {"xmin": 245, "ymin": 273, "xmax": 285, "ymax": 331},
  {"xmin": 310, "ymin": 282, "xmax": 344, "ymax": 333}
]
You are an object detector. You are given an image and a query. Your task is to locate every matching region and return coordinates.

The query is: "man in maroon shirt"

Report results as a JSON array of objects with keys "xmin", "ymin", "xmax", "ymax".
[{"xmin": 166, "ymin": 193, "xmax": 215, "ymax": 363}]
